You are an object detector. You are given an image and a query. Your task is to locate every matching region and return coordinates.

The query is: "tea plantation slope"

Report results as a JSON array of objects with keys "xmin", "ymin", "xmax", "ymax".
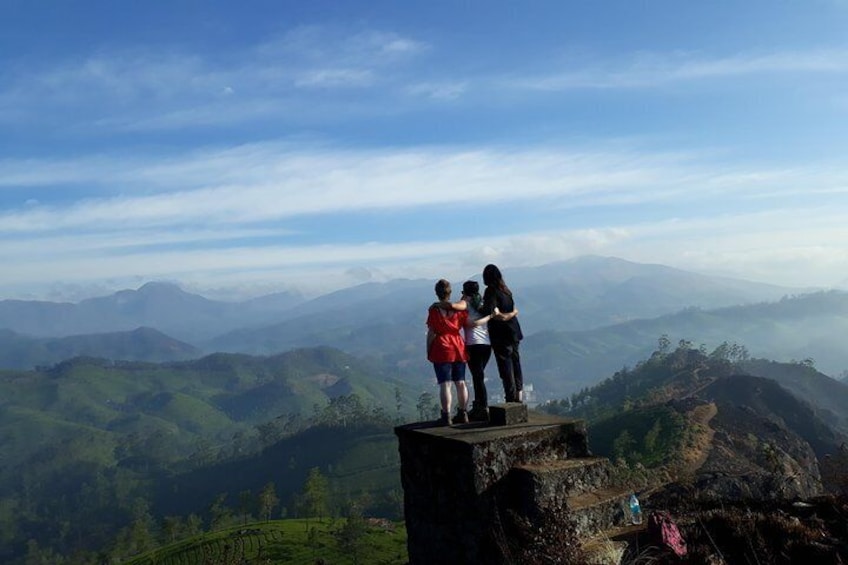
[{"xmin": 124, "ymin": 519, "xmax": 407, "ymax": 565}]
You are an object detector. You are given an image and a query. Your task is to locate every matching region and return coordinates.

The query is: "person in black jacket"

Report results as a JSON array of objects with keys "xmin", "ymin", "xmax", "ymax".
[{"xmin": 480, "ymin": 264, "xmax": 524, "ymax": 403}]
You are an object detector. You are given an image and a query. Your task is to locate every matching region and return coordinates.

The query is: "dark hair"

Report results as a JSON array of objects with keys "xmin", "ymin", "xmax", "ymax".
[
  {"xmin": 462, "ymin": 280, "xmax": 482, "ymax": 310},
  {"xmin": 482, "ymin": 264, "xmax": 511, "ymax": 296},
  {"xmin": 434, "ymin": 279, "xmax": 451, "ymax": 300}
]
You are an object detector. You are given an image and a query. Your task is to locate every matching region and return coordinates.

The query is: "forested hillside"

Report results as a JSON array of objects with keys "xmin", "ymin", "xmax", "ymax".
[
  {"xmin": 543, "ymin": 340, "xmax": 848, "ymax": 500},
  {"xmin": 523, "ymin": 290, "xmax": 848, "ymax": 399},
  {"xmin": 0, "ymin": 327, "xmax": 201, "ymax": 369},
  {"xmin": 0, "ymin": 348, "xmax": 425, "ymax": 564}
]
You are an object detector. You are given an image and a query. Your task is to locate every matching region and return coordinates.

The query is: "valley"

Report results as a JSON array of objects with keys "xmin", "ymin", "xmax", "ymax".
[{"xmin": 2, "ymin": 257, "xmax": 848, "ymax": 563}]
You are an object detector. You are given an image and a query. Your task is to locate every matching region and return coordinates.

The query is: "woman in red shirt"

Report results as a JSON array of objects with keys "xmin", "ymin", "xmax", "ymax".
[{"xmin": 426, "ymin": 279, "xmax": 469, "ymax": 425}]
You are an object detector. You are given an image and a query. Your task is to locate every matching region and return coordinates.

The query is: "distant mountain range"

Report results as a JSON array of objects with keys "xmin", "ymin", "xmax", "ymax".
[
  {"xmin": 205, "ymin": 256, "xmax": 797, "ymax": 354},
  {"xmin": 0, "ymin": 327, "xmax": 200, "ymax": 369},
  {"xmin": 0, "ymin": 257, "xmax": 795, "ymax": 342},
  {"xmin": 0, "ymin": 281, "xmax": 304, "ymax": 342},
  {"xmin": 523, "ymin": 289, "xmax": 848, "ymax": 400},
  {"xmin": 5, "ymin": 255, "xmax": 848, "ymax": 403}
]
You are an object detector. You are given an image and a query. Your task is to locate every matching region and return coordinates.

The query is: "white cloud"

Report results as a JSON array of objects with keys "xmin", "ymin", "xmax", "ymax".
[
  {"xmin": 259, "ymin": 27, "xmax": 428, "ymax": 64},
  {"xmin": 294, "ymin": 68, "xmax": 374, "ymax": 88},
  {"xmin": 0, "ymin": 25, "xmax": 428, "ymax": 129},
  {"xmin": 0, "ymin": 144, "xmax": 700, "ymax": 232},
  {"xmin": 4, "ymin": 201, "xmax": 847, "ymax": 300},
  {"xmin": 2, "ymin": 142, "xmax": 846, "ymax": 238},
  {"xmin": 407, "ymin": 81, "xmax": 468, "ymax": 100},
  {"xmin": 508, "ymin": 48, "xmax": 848, "ymax": 91},
  {"xmin": 0, "ymin": 139, "xmax": 846, "ymax": 299}
]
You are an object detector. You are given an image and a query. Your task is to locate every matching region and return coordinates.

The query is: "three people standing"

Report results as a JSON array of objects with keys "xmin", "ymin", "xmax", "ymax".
[{"xmin": 426, "ymin": 264, "xmax": 524, "ymax": 425}]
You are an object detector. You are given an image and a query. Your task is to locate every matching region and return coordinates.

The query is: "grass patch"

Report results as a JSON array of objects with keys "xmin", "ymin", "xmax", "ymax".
[{"xmin": 124, "ymin": 518, "xmax": 407, "ymax": 565}]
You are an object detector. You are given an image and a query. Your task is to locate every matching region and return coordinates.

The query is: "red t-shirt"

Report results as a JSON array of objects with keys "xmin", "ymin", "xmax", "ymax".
[{"xmin": 427, "ymin": 305, "xmax": 468, "ymax": 363}]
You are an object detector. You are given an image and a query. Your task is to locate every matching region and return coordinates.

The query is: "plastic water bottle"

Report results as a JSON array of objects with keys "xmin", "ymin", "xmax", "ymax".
[{"xmin": 629, "ymin": 494, "xmax": 643, "ymax": 525}]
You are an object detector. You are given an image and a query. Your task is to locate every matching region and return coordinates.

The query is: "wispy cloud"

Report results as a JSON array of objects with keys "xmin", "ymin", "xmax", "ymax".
[
  {"xmin": 3, "ymin": 142, "xmax": 845, "ymax": 235},
  {"xmin": 0, "ymin": 25, "xmax": 429, "ymax": 130},
  {"xmin": 2, "ymin": 11, "xmax": 848, "ymax": 301},
  {"xmin": 3, "ymin": 202, "xmax": 846, "ymax": 297},
  {"xmin": 293, "ymin": 68, "xmax": 374, "ymax": 88},
  {"xmin": 407, "ymin": 81, "xmax": 468, "ymax": 100},
  {"xmin": 0, "ymin": 143, "xmax": 724, "ymax": 232},
  {"xmin": 1, "ymin": 140, "xmax": 847, "ymax": 296},
  {"xmin": 257, "ymin": 27, "xmax": 428, "ymax": 65},
  {"xmin": 3, "ymin": 23, "xmax": 844, "ymax": 135},
  {"xmin": 508, "ymin": 48, "xmax": 848, "ymax": 90}
]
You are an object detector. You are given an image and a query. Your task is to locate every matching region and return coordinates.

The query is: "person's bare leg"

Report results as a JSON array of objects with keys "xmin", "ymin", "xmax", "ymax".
[
  {"xmin": 440, "ymin": 381, "xmax": 453, "ymax": 417},
  {"xmin": 456, "ymin": 381, "xmax": 469, "ymax": 411},
  {"xmin": 453, "ymin": 381, "xmax": 469, "ymax": 423}
]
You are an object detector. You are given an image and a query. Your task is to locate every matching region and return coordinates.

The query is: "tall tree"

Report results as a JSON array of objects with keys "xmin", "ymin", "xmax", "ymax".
[
  {"xmin": 209, "ymin": 493, "xmax": 232, "ymax": 531},
  {"xmin": 303, "ymin": 467, "xmax": 329, "ymax": 521},
  {"xmin": 336, "ymin": 503, "xmax": 367, "ymax": 565},
  {"xmin": 128, "ymin": 497, "xmax": 155, "ymax": 555},
  {"xmin": 612, "ymin": 430, "xmax": 636, "ymax": 462},
  {"xmin": 161, "ymin": 515, "xmax": 182, "ymax": 543},
  {"xmin": 395, "ymin": 386, "xmax": 403, "ymax": 420},
  {"xmin": 258, "ymin": 482, "xmax": 279, "ymax": 522},
  {"xmin": 184, "ymin": 514, "xmax": 203, "ymax": 536},
  {"xmin": 416, "ymin": 392, "xmax": 437, "ymax": 420},
  {"xmin": 24, "ymin": 539, "xmax": 64, "ymax": 565}
]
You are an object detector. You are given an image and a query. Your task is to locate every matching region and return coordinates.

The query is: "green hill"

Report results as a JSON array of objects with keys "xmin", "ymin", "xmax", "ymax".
[
  {"xmin": 0, "ymin": 347, "xmax": 419, "ymax": 490},
  {"xmin": 0, "ymin": 326, "xmax": 202, "ymax": 369},
  {"xmin": 523, "ymin": 290, "xmax": 848, "ymax": 401},
  {"xmin": 0, "ymin": 347, "xmax": 424, "ymax": 564},
  {"xmin": 209, "ymin": 289, "xmax": 848, "ymax": 406},
  {"xmin": 545, "ymin": 342, "xmax": 848, "ymax": 502},
  {"xmin": 153, "ymin": 423, "xmax": 402, "ymax": 520},
  {"xmin": 123, "ymin": 518, "xmax": 407, "ymax": 565}
]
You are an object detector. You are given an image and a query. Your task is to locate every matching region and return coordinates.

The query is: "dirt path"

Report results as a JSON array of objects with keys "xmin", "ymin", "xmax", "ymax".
[{"xmin": 680, "ymin": 402, "xmax": 718, "ymax": 475}]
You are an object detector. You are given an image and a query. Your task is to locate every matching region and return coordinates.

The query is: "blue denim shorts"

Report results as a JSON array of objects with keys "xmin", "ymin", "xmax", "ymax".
[{"xmin": 433, "ymin": 362, "xmax": 466, "ymax": 384}]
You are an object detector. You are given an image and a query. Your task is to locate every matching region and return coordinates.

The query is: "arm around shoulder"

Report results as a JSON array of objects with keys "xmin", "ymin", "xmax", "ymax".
[
  {"xmin": 435, "ymin": 299, "xmax": 467, "ymax": 311},
  {"xmin": 469, "ymin": 314, "xmax": 492, "ymax": 327},
  {"xmin": 492, "ymin": 306, "xmax": 519, "ymax": 322}
]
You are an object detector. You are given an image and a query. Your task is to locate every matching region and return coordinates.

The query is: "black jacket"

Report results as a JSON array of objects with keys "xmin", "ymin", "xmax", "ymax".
[{"xmin": 481, "ymin": 286, "xmax": 523, "ymax": 345}]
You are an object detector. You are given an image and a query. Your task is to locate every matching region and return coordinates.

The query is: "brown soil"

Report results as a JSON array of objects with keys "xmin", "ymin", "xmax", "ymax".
[{"xmin": 680, "ymin": 402, "xmax": 718, "ymax": 475}]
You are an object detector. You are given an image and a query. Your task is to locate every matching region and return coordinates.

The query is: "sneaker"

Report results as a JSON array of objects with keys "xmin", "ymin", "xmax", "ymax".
[
  {"xmin": 468, "ymin": 405, "xmax": 489, "ymax": 422},
  {"xmin": 439, "ymin": 411, "xmax": 452, "ymax": 426},
  {"xmin": 454, "ymin": 408, "xmax": 469, "ymax": 424}
]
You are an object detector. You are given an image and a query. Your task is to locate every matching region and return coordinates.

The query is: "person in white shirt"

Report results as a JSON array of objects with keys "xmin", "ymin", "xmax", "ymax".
[{"xmin": 461, "ymin": 281, "xmax": 491, "ymax": 421}]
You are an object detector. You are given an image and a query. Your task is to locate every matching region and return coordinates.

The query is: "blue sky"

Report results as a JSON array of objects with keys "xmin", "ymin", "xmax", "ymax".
[{"xmin": 2, "ymin": 1, "xmax": 848, "ymax": 300}]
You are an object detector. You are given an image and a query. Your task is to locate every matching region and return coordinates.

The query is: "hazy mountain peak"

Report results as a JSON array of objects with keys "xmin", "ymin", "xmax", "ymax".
[{"xmin": 137, "ymin": 281, "xmax": 186, "ymax": 294}]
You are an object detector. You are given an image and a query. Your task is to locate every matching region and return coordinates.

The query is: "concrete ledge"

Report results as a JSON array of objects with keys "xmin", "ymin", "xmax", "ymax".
[
  {"xmin": 511, "ymin": 457, "xmax": 613, "ymax": 503},
  {"xmin": 395, "ymin": 412, "xmax": 591, "ymax": 564},
  {"xmin": 566, "ymin": 486, "xmax": 631, "ymax": 537},
  {"xmin": 489, "ymin": 402, "xmax": 528, "ymax": 426}
]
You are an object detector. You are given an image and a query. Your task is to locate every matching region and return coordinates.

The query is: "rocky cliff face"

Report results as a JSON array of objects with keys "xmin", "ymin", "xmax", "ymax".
[
  {"xmin": 396, "ymin": 402, "xmax": 848, "ymax": 565},
  {"xmin": 395, "ymin": 407, "xmax": 635, "ymax": 565},
  {"xmin": 675, "ymin": 374, "xmax": 846, "ymax": 502}
]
